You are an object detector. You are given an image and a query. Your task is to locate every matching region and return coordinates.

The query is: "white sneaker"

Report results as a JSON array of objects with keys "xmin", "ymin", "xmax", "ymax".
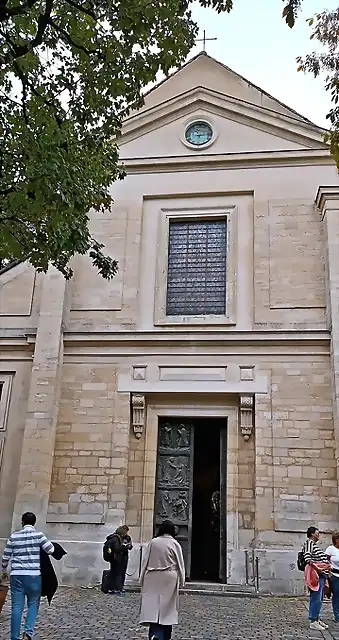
[
  {"xmin": 319, "ymin": 621, "xmax": 329, "ymax": 629},
  {"xmin": 310, "ymin": 621, "xmax": 324, "ymax": 630}
]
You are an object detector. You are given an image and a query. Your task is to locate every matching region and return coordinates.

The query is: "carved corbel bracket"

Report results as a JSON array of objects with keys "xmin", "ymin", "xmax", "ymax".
[
  {"xmin": 239, "ymin": 395, "xmax": 254, "ymax": 441},
  {"xmin": 131, "ymin": 393, "xmax": 146, "ymax": 439}
]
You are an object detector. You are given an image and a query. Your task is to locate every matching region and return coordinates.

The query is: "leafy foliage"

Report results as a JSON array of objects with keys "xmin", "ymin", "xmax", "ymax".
[
  {"xmin": 0, "ymin": 0, "xmax": 233, "ymax": 279},
  {"xmin": 282, "ymin": 0, "xmax": 303, "ymax": 28},
  {"xmin": 296, "ymin": 9, "xmax": 339, "ymax": 166},
  {"xmin": 0, "ymin": 0, "xmax": 335, "ymax": 282}
]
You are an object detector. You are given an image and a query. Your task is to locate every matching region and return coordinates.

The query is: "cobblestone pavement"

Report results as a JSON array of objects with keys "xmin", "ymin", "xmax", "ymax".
[{"xmin": 1, "ymin": 588, "xmax": 339, "ymax": 640}]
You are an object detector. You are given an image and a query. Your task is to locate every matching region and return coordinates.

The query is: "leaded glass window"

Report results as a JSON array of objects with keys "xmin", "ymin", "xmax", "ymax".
[{"xmin": 166, "ymin": 219, "xmax": 227, "ymax": 316}]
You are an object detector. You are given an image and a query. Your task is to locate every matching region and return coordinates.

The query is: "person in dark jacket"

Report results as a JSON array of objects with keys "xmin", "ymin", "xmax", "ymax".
[
  {"xmin": 106, "ymin": 528, "xmax": 125, "ymax": 595},
  {"xmin": 120, "ymin": 526, "xmax": 133, "ymax": 593}
]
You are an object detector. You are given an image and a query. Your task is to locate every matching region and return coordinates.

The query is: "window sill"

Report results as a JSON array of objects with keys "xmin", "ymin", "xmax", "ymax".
[{"xmin": 155, "ymin": 315, "xmax": 236, "ymax": 326}]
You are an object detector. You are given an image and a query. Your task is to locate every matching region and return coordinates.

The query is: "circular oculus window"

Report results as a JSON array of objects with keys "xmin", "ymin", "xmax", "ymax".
[{"xmin": 185, "ymin": 121, "xmax": 213, "ymax": 147}]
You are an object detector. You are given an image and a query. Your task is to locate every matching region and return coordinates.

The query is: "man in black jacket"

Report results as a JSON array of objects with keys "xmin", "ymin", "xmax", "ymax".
[
  {"xmin": 106, "ymin": 525, "xmax": 132, "ymax": 595},
  {"xmin": 120, "ymin": 526, "xmax": 133, "ymax": 593}
]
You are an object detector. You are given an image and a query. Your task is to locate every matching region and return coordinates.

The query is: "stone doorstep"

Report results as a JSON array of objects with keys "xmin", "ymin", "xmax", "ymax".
[{"xmin": 124, "ymin": 582, "xmax": 259, "ymax": 598}]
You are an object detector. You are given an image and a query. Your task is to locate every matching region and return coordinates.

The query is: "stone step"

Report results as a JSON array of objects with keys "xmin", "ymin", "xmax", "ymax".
[
  {"xmin": 126, "ymin": 582, "xmax": 259, "ymax": 598},
  {"xmin": 181, "ymin": 582, "xmax": 259, "ymax": 597}
]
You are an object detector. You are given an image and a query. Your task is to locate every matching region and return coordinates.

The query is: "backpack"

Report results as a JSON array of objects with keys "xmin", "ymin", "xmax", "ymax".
[
  {"xmin": 103, "ymin": 538, "xmax": 113, "ymax": 562},
  {"xmin": 297, "ymin": 549, "xmax": 306, "ymax": 571}
]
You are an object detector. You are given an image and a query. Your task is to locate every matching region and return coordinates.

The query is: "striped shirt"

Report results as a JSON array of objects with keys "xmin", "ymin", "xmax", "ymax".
[
  {"xmin": 303, "ymin": 539, "xmax": 328, "ymax": 565},
  {"xmin": 1, "ymin": 525, "xmax": 54, "ymax": 576}
]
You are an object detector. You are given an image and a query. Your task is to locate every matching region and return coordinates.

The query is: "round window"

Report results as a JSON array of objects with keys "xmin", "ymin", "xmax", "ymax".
[{"xmin": 185, "ymin": 121, "xmax": 213, "ymax": 147}]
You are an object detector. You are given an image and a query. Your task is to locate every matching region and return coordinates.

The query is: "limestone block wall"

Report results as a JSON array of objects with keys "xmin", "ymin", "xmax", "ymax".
[
  {"xmin": 48, "ymin": 363, "xmax": 130, "ymax": 524},
  {"xmin": 28, "ymin": 345, "xmax": 333, "ymax": 594},
  {"xmin": 250, "ymin": 354, "xmax": 335, "ymax": 594}
]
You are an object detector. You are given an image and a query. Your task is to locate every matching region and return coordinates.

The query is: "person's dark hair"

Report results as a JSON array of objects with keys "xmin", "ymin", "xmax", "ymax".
[
  {"xmin": 307, "ymin": 526, "xmax": 318, "ymax": 538},
  {"xmin": 156, "ymin": 520, "xmax": 176, "ymax": 538},
  {"xmin": 332, "ymin": 531, "xmax": 339, "ymax": 546},
  {"xmin": 22, "ymin": 512, "xmax": 36, "ymax": 526}
]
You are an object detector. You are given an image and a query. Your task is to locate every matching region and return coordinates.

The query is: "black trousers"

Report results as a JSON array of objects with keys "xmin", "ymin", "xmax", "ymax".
[
  {"xmin": 108, "ymin": 561, "xmax": 124, "ymax": 592},
  {"xmin": 149, "ymin": 623, "xmax": 172, "ymax": 640}
]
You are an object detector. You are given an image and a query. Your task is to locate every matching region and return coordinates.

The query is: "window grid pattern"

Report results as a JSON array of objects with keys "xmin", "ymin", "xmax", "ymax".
[{"xmin": 166, "ymin": 219, "xmax": 227, "ymax": 316}]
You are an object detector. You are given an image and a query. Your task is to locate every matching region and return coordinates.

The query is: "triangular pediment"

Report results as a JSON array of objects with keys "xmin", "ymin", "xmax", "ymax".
[
  {"xmin": 133, "ymin": 52, "xmax": 315, "ymax": 124},
  {"xmin": 119, "ymin": 85, "xmax": 327, "ymax": 160}
]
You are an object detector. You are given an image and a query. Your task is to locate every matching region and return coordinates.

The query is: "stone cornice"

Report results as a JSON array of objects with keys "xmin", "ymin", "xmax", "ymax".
[
  {"xmin": 122, "ymin": 149, "xmax": 333, "ymax": 175},
  {"xmin": 0, "ymin": 329, "xmax": 35, "ymax": 352},
  {"xmin": 0, "ymin": 329, "xmax": 330, "ymax": 355},
  {"xmin": 61, "ymin": 331, "xmax": 330, "ymax": 357},
  {"xmin": 0, "ymin": 329, "xmax": 330, "ymax": 342},
  {"xmin": 60, "ymin": 329, "xmax": 330, "ymax": 343},
  {"xmin": 315, "ymin": 186, "xmax": 339, "ymax": 218},
  {"xmin": 121, "ymin": 86, "xmax": 326, "ymax": 149}
]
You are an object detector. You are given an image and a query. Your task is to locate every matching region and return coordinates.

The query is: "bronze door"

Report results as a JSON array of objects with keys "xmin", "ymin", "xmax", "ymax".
[
  {"xmin": 219, "ymin": 424, "xmax": 227, "ymax": 583},
  {"xmin": 154, "ymin": 417, "xmax": 194, "ymax": 578}
]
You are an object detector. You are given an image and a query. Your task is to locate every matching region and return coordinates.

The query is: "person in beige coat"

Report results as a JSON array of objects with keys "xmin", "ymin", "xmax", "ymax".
[{"xmin": 140, "ymin": 520, "xmax": 185, "ymax": 640}]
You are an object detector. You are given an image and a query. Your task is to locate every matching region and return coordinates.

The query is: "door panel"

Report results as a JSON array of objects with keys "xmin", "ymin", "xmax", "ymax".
[
  {"xmin": 154, "ymin": 418, "xmax": 194, "ymax": 578},
  {"xmin": 219, "ymin": 425, "xmax": 227, "ymax": 583}
]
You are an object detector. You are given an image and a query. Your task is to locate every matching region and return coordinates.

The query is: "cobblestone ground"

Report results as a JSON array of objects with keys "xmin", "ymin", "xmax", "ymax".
[{"xmin": 1, "ymin": 588, "xmax": 339, "ymax": 640}]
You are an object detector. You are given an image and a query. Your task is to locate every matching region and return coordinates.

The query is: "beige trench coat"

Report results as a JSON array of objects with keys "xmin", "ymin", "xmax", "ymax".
[{"xmin": 139, "ymin": 534, "xmax": 185, "ymax": 626}]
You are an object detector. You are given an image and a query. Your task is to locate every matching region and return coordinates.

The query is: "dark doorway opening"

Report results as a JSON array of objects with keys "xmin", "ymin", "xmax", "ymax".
[
  {"xmin": 190, "ymin": 418, "xmax": 225, "ymax": 582},
  {"xmin": 153, "ymin": 416, "xmax": 227, "ymax": 583}
]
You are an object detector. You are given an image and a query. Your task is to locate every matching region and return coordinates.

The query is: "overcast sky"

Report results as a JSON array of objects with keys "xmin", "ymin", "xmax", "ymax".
[{"xmin": 189, "ymin": 0, "xmax": 337, "ymax": 128}]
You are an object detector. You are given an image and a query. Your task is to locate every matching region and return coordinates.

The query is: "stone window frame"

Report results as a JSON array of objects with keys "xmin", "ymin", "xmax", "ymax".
[
  {"xmin": 154, "ymin": 205, "xmax": 238, "ymax": 326},
  {"xmin": 0, "ymin": 375, "xmax": 12, "ymax": 432},
  {"xmin": 179, "ymin": 115, "xmax": 218, "ymax": 151}
]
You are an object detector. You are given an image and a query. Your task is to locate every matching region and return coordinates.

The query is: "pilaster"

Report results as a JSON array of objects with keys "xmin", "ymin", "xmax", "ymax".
[
  {"xmin": 12, "ymin": 267, "xmax": 66, "ymax": 527},
  {"xmin": 316, "ymin": 186, "xmax": 339, "ymax": 494}
]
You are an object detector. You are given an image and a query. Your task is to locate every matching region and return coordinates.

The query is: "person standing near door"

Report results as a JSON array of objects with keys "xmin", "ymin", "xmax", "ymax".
[
  {"xmin": 140, "ymin": 520, "xmax": 185, "ymax": 640},
  {"xmin": 118, "ymin": 525, "xmax": 133, "ymax": 593},
  {"xmin": 326, "ymin": 531, "xmax": 339, "ymax": 621},
  {"xmin": 103, "ymin": 527, "xmax": 125, "ymax": 595},
  {"xmin": 0, "ymin": 511, "xmax": 54, "ymax": 640}
]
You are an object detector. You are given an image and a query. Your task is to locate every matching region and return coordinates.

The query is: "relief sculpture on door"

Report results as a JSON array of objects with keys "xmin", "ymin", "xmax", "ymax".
[{"xmin": 154, "ymin": 419, "xmax": 193, "ymax": 573}]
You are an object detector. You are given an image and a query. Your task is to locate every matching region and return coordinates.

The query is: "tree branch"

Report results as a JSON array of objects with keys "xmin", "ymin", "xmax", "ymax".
[
  {"xmin": 0, "ymin": 0, "xmax": 38, "ymax": 23},
  {"xmin": 48, "ymin": 16, "xmax": 104, "ymax": 59},
  {"xmin": 1, "ymin": 0, "xmax": 54, "ymax": 62},
  {"xmin": 64, "ymin": 0, "xmax": 96, "ymax": 20}
]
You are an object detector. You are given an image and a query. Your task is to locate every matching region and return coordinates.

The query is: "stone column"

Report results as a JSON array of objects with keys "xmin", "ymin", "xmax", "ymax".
[
  {"xmin": 12, "ymin": 267, "xmax": 66, "ymax": 527},
  {"xmin": 316, "ymin": 186, "xmax": 339, "ymax": 494}
]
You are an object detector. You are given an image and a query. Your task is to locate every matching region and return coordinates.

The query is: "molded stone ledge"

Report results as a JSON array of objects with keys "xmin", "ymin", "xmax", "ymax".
[{"xmin": 315, "ymin": 186, "xmax": 339, "ymax": 215}]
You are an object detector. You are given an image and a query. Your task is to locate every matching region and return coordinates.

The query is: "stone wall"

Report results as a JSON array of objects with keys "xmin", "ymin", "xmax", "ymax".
[
  {"xmin": 48, "ymin": 363, "xmax": 130, "ymax": 525},
  {"xmin": 0, "ymin": 121, "xmax": 338, "ymax": 594}
]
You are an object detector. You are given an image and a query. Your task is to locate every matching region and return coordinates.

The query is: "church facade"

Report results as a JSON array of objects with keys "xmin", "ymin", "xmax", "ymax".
[{"xmin": 1, "ymin": 52, "xmax": 339, "ymax": 594}]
